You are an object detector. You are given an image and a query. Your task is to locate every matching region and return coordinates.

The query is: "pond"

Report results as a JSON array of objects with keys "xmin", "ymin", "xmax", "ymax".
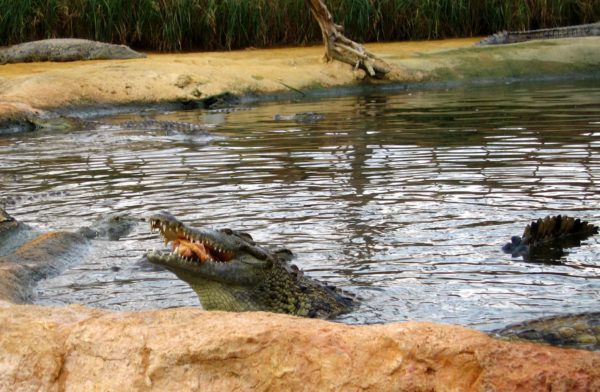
[{"xmin": 1, "ymin": 80, "xmax": 599, "ymax": 331}]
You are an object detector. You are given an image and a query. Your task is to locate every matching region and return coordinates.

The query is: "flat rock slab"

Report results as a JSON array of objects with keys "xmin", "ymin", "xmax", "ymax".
[
  {"xmin": 1, "ymin": 302, "xmax": 598, "ymax": 391},
  {"xmin": 0, "ymin": 38, "xmax": 145, "ymax": 64}
]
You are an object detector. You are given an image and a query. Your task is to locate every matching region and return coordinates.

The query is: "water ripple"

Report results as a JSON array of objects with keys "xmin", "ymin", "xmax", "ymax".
[{"xmin": 1, "ymin": 80, "xmax": 599, "ymax": 328}]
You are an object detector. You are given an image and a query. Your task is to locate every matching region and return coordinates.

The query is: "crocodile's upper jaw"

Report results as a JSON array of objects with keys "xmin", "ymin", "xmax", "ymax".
[
  {"xmin": 146, "ymin": 212, "xmax": 271, "ymax": 285},
  {"xmin": 150, "ymin": 216, "xmax": 235, "ymax": 264}
]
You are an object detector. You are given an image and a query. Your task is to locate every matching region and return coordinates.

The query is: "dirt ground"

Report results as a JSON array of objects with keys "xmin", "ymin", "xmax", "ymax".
[{"xmin": 0, "ymin": 37, "xmax": 599, "ymax": 120}]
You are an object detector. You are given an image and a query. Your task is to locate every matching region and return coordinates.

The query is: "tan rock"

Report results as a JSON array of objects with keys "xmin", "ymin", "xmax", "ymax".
[{"xmin": 0, "ymin": 303, "xmax": 598, "ymax": 391}]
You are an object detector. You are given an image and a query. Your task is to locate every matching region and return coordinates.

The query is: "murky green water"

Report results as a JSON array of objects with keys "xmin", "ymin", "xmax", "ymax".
[{"xmin": 1, "ymin": 80, "xmax": 599, "ymax": 330}]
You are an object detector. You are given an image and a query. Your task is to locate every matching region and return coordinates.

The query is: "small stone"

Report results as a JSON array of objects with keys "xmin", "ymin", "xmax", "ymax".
[{"xmin": 175, "ymin": 74, "xmax": 193, "ymax": 89}]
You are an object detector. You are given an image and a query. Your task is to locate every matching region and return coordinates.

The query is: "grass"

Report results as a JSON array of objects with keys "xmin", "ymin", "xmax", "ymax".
[{"xmin": 0, "ymin": 0, "xmax": 598, "ymax": 51}]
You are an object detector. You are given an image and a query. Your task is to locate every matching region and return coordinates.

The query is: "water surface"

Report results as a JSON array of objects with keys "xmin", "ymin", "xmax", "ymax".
[{"xmin": 1, "ymin": 80, "xmax": 599, "ymax": 330}]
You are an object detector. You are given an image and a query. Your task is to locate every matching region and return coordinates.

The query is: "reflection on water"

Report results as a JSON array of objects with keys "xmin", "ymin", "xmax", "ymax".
[{"xmin": 1, "ymin": 80, "xmax": 599, "ymax": 330}]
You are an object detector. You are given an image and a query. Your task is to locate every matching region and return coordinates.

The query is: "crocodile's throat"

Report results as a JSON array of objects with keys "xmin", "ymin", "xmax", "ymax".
[{"xmin": 149, "ymin": 217, "xmax": 234, "ymax": 264}]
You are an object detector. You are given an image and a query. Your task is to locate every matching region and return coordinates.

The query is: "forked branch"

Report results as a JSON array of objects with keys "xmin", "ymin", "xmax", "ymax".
[{"xmin": 306, "ymin": 0, "xmax": 391, "ymax": 78}]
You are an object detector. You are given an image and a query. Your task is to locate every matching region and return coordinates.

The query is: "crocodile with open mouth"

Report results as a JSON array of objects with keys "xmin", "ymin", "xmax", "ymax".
[
  {"xmin": 145, "ymin": 211, "xmax": 354, "ymax": 319},
  {"xmin": 145, "ymin": 212, "xmax": 599, "ymax": 350}
]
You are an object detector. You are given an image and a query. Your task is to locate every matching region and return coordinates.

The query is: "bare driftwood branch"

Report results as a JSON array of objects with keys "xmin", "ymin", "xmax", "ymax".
[{"xmin": 306, "ymin": 0, "xmax": 390, "ymax": 78}]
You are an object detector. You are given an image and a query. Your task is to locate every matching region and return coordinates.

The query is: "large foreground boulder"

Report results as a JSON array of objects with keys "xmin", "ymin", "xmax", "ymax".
[{"xmin": 1, "ymin": 302, "xmax": 598, "ymax": 391}]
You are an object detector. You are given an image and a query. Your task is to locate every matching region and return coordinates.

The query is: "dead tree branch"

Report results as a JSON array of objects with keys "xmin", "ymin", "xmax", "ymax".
[{"xmin": 306, "ymin": 0, "xmax": 391, "ymax": 78}]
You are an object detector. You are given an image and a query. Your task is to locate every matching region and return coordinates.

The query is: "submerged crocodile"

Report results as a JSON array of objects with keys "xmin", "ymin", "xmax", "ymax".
[
  {"xmin": 145, "ymin": 212, "xmax": 599, "ymax": 350},
  {"xmin": 0, "ymin": 207, "xmax": 139, "ymax": 303},
  {"xmin": 0, "ymin": 108, "xmax": 212, "ymax": 136},
  {"xmin": 0, "ymin": 38, "xmax": 145, "ymax": 65},
  {"xmin": 502, "ymin": 215, "xmax": 598, "ymax": 262},
  {"xmin": 25, "ymin": 110, "xmax": 211, "ymax": 134},
  {"xmin": 273, "ymin": 112, "xmax": 325, "ymax": 123},
  {"xmin": 477, "ymin": 22, "xmax": 600, "ymax": 45}
]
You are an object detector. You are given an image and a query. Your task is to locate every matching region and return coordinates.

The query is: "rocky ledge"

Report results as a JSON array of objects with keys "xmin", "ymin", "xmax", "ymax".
[{"xmin": 1, "ymin": 301, "xmax": 598, "ymax": 391}]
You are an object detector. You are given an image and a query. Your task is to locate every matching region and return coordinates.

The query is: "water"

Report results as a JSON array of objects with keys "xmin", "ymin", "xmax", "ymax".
[{"xmin": 1, "ymin": 80, "xmax": 599, "ymax": 331}]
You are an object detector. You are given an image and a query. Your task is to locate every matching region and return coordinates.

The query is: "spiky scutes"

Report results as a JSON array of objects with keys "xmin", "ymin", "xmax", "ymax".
[
  {"xmin": 523, "ymin": 215, "xmax": 598, "ymax": 246},
  {"xmin": 502, "ymin": 215, "xmax": 598, "ymax": 259}
]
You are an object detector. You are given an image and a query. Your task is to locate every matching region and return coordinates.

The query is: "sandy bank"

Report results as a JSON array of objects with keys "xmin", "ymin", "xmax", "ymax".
[{"xmin": 1, "ymin": 37, "xmax": 599, "ymax": 121}]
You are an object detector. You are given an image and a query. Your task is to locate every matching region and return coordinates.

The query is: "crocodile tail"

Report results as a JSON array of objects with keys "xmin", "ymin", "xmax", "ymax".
[{"xmin": 523, "ymin": 215, "xmax": 598, "ymax": 247}]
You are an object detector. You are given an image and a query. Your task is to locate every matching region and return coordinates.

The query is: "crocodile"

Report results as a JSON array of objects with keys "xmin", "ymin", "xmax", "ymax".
[
  {"xmin": 145, "ymin": 211, "xmax": 354, "ymax": 319},
  {"xmin": 145, "ymin": 212, "xmax": 599, "ymax": 350},
  {"xmin": 0, "ymin": 207, "xmax": 139, "ymax": 303},
  {"xmin": 0, "ymin": 38, "xmax": 145, "ymax": 64},
  {"xmin": 273, "ymin": 112, "xmax": 325, "ymax": 123},
  {"xmin": 24, "ymin": 110, "xmax": 211, "ymax": 134},
  {"xmin": 493, "ymin": 312, "xmax": 600, "ymax": 351},
  {"xmin": 0, "ymin": 107, "xmax": 212, "ymax": 136},
  {"xmin": 477, "ymin": 22, "xmax": 600, "ymax": 45}
]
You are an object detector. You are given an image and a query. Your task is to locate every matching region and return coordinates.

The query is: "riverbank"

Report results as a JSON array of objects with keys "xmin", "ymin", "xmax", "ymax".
[{"xmin": 1, "ymin": 36, "xmax": 600, "ymax": 125}]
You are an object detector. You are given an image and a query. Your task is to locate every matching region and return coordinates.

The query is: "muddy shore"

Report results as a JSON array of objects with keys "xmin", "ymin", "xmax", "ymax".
[{"xmin": 1, "ymin": 37, "xmax": 599, "ymax": 123}]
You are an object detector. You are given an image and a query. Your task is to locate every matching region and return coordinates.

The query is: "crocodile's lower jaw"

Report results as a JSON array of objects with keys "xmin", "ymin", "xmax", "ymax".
[
  {"xmin": 146, "ymin": 246, "xmax": 231, "ymax": 268},
  {"xmin": 145, "ymin": 249, "xmax": 251, "ymax": 283}
]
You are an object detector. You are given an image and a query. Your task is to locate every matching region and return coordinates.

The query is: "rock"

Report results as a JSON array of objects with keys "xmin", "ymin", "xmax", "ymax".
[{"xmin": 0, "ymin": 302, "xmax": 598, "ymax": 391}]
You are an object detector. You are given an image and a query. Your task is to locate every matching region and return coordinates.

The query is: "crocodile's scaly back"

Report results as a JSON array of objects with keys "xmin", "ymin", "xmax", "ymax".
[
  {"xmin": 145, "ymin": 212, "xmax": 353, "ymax": 318},
  {"xmin": 117, "ymin": 120, "xmax": 210, "ymax": 134},
  {"xmin": 523, "ymin": 215, "xmax": 598, "ymax": 246},
  {"xmin": 502, "ymin": 215, "xmax": 598, "ymax": 260},
  {"xmin": 477, "ymin": 22, "xmax": 600, "ymax": 45},
  {"xmin": 26, "ymin": 112, "xmax": 211, "ymax": 135},
  {"xmin": 494, "ymin": 312, "xmax": 600, "ymax": 351}
]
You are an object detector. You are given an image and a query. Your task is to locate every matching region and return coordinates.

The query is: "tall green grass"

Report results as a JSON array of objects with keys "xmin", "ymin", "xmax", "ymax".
[{"xmin": 0, "ymin": 0, "xmax": 598, "ymax": 51}]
